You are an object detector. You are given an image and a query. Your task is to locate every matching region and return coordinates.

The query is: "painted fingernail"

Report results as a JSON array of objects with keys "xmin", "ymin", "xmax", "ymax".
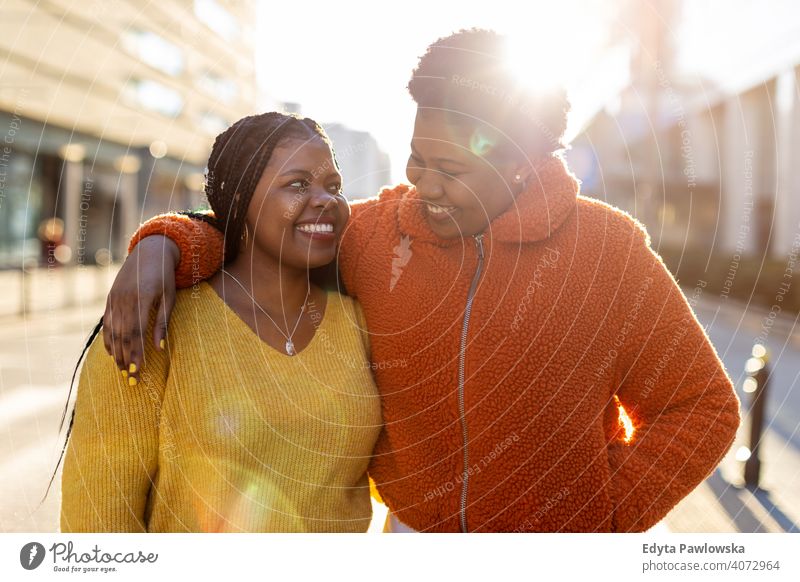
[
  {"xmin": 121, "ymin": 370, "xmax": 128, "ymax": 379},
  {"xmin": 160, "ymin": 339, "xmax": 165, "ymax": 349},
  {"xmin": 128, "ymin": 376, "xmax": 138, "ymax": 386},
  {"xmin": 129, "ymin": 363, "xmax": 137, "ymax": 374}
]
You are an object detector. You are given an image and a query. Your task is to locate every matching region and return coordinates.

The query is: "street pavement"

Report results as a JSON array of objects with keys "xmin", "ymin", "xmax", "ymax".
[{"xmin": 0, "ymin": 273, "xmax": 798, "ymax": 533}]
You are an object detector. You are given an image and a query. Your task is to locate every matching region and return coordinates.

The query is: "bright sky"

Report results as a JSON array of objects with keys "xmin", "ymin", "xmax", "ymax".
[
  {"xmin": 255, "ymin": 0, "xmax": 800, "ymax": 184},
  {"xmin": 255, "ymin": 0, "xmax": 623, "ymax": 184},
  {"xmin": 676, "ymin": 0, "xmax": 800, "ymax": 94}
]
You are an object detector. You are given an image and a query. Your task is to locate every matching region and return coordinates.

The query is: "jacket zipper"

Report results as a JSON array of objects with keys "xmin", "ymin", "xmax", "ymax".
[{"xmin": 458, "ymin": 233, "xmax": 485, "ymax": 533}]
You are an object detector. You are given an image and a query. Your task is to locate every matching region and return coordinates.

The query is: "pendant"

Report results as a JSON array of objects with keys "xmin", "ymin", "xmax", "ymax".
[{"xmin": 285, "ymin": 340, "xmax": 295, "ymax": 356}]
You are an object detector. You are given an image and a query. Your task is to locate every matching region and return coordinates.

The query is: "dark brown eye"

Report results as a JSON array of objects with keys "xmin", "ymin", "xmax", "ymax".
[{"xmin": 289, "ymin": 179, "xmax": 309, "ymax": 193}]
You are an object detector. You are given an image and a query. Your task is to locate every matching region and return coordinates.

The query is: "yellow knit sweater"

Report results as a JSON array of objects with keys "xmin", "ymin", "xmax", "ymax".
[{"xmin": 60, "ymin": 283, "xmax": 383, "ymax": 532}]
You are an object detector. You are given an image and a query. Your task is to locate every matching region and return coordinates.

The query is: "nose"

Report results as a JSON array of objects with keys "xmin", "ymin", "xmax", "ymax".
[
  {"xmin": 309, "ymin": 186, "xmax": 341, "ymax": 211},
  {"xmin": 414, "ymin": 169, "xmax": 445, "ymax": 202}
]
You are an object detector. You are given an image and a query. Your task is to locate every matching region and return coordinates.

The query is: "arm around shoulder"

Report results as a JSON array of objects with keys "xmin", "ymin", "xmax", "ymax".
[{"xmin": 128, "ymin": 211, "xmax": 224, "ymax": 289}]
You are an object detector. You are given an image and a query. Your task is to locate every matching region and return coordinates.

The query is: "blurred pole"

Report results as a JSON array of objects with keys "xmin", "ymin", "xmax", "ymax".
[
  {"xmin": 743, "ymin": 343, "xmax": 770, "ymax": 488},
  {"xmin": 95, "ymin": 248, "xmax": 112, "ymax": 303},
  {"xmin": 19, "ymin": 262, "xmax": 32, "ymax": 316},
  {"xmin": 115, "ymin": 155, "xmax": 141, "ymax": 262},
  {"xmin": 59, "ymin": 144, "xmax": 85, "ymax": 309}
]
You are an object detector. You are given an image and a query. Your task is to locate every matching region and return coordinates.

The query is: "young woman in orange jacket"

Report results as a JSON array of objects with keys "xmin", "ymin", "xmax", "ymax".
[{"xmin": 101, "ymin": 29, "xmax": 740, "ymax": 532}]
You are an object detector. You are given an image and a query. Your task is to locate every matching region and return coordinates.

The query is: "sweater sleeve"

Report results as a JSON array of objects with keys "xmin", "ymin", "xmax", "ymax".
[
  {"xmin": 606, "ymin": 224, "xmax": 741, "ymax": 532},
  {"xmin": 127, "ymin": 211, "xmax": 224, "ymax": 289},
  {"xmin": 60, "ymin": 318, "xmax": 169, "ymax": 532}
]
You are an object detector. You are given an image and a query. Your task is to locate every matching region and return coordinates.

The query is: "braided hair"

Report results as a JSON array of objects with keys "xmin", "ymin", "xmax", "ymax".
[
  {"xmin": 42, "ymin": 112, "xmax": 339, "ymax": 505},
  {"xmin": 200, "ymin": 111, "xmax": 335, "ymax": 263}
]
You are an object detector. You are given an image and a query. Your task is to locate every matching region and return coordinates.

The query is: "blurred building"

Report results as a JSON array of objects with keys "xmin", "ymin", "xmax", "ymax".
[
  {"xmin": 323, "ymin": 123, "xmax": 392, "ymax": 200},
  {"xmin": 0, "ymin": 0, "xmax": 259, "ymax": 266},
  {"xmin": 569, "ymin": 0, "xmax": 800, "ymax": 261}
]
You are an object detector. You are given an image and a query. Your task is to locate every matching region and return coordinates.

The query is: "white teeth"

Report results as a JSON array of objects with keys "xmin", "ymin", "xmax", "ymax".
[
  {"xmin": 296, "ymin": 223, "xmax": 334, "ymax": 233},
  {"xmin": 427, "ymin": 204, "xmax": 457, "ymax": 215}
]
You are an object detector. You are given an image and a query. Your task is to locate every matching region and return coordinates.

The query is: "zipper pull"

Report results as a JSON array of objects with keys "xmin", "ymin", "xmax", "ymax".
[{"xmin": 474, "ymin": 234, "xmax": 485, "ymax": 260}]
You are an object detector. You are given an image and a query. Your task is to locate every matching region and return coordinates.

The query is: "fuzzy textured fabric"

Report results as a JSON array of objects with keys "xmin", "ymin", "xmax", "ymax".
[
  {"xmin": 61, "ymin": 283, "xmax": 382, "ymax": 532},
  {"xmin": 128, "ymin": 212, "xmax": 220, "ymax": 289},
  {"xmin": 129, "ymin": 155, "xmax": 740, "ymax": 532}
]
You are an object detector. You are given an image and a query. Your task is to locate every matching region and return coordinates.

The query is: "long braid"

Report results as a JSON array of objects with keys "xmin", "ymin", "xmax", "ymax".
[{"xmin": 221, "ymin": 120, "xmax": 284, "ymax": 260}]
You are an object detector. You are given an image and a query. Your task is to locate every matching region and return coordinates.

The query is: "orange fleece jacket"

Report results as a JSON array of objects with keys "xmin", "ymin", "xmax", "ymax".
[{"xmin": 130, "ymin": 155, "xmax": 740, "ymax": 532}]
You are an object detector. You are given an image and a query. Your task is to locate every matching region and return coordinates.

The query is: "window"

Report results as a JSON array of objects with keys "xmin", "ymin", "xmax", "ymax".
[
  {"xmin": 0, "ymin": 150, "xmax": 42, "ymax": 266},
  {"xmin": 122, "ymin": 29, "xmax": 185, "ymax": 77},
  {"xmin": 196, "ymin": 111, "xmax": 229, "ymax": 136},
  {"xmin": 196, "ymin": 71, "xmax": 238, "ymax": 105},
  {"xmin": 123, "ymin": 79, "xmax": 183, "ymax": 118},
  {"xmin": 194, "ymin": 0, "xmax": 239, "ymax": 42}
]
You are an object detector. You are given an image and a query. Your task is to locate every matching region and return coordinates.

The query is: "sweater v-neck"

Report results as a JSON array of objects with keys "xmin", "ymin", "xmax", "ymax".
[{"xmin": 201, "ymin": 281, "xmax": 333, "ymax": 359}]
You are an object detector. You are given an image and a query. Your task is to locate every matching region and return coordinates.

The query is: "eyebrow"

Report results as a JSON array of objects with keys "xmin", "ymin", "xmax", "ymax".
[
  {"xmin": 276, "ymin": 169, "xmax": 314, "ymax": 179},
  {"xmin": 410, "ymin": 144, "xmax": 468, "ymax": 167},
  {"xmin": 277, "ymin": 168, "xmax": 342, "ymax": 182}
]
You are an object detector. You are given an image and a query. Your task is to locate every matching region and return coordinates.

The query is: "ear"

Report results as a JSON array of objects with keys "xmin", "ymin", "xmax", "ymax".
[{"xmin": 511, "ymin": 163, "xmax": 535, "ymax": 190}]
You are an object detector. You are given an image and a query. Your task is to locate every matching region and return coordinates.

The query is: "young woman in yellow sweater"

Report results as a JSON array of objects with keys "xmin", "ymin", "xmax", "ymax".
[{"xmin": 59, "ymin": 112, "xmax": 383, "ymax": 532}]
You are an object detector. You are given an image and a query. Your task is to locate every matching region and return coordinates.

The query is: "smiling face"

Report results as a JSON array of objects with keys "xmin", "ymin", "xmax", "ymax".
[
  {"xmin": 406, "ymin": 108, "xmax": 527, "ymax": 239},
  {"xmin": 244, "ymin": 136, "xmax": 349, "ymax": 270}
]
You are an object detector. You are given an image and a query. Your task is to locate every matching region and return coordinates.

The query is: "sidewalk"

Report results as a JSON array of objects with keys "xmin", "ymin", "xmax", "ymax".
[
  {"xmin": 0, "ymin": 265, "xmax": 119, "ymax": 318},
  {"xmin": 660, "ymin": 420, "xmax": 800, "ymax": 532}
]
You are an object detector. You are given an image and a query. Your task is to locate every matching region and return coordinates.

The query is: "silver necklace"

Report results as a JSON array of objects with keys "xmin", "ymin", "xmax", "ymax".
[{"xmin": 221, "ymin": 269, "xmax": 310, "ymax": 356}]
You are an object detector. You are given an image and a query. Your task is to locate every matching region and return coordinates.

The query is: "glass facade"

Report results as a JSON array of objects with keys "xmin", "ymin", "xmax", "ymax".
[
  {"xmin": 0, "ymin": 114, "xmax": 205, "ymax": 269},
  {"xmin": 0, "ymin": 149, "xmax": 43, "ymax": 266}
]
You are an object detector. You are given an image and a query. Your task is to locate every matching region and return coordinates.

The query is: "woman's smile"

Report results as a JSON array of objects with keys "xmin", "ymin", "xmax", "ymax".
[
  {"xmin": 425, "ymin": 202, "xmax": 460, "ymax": 223},
  {"xmin": 294, "ymin": 215, "xmax": 338, "ymax": 243}
]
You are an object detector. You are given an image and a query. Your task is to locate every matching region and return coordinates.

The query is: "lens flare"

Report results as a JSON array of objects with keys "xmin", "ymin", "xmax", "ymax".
[{"xmin": 469, "ymin": 130, "xmax": 496, "ymax": 157}]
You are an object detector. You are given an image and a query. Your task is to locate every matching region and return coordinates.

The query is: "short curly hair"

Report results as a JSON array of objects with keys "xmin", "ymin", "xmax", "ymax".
[{"xmin": 408, "ymin": 28, "xmax": 570, "ymax": 161}]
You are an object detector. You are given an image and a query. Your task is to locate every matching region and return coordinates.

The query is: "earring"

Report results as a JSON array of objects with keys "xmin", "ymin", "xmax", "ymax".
[
  {"xmin": 514, "ymin": 174, "xmax": 522, "ymax": 182},
  {"xmin": 241, "ymin": 224, "xmax": 249, "ymax": 247}
]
